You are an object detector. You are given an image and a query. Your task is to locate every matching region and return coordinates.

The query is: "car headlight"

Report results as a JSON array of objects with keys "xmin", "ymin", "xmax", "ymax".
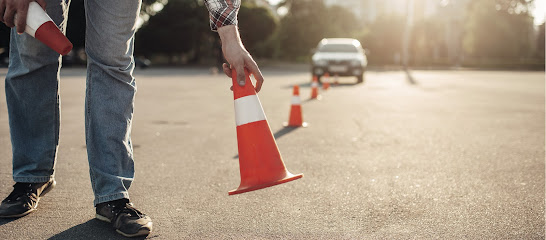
[
  {"xmin": 350, "ymin": 60, "xmax": 361, "ymax": 67},
  {"xmin": 314, "ymin": 59, "xmax": 327, "ymax": 66}
]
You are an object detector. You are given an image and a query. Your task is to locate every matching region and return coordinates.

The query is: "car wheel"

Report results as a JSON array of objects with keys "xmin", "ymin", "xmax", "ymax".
[{"xmin": 357, "ymin": 73, "xmax": 364, "ymax": 83}]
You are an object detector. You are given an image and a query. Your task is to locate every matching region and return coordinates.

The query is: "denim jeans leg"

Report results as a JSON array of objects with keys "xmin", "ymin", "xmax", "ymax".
[
  {"xmin": 5, "ymin": 0, "xmax": 70, "ymax": 183},
  {"xmin": 84, "ymin": 0, "xmax": 142, "ymax": 206}
]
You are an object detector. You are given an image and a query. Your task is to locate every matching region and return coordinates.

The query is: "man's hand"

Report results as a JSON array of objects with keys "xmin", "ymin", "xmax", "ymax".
[
  {"xmin": 0, "ymin": 0, "xmax": 46, "ymax": 34},
  {"xmin": 217, "ymin": 25, "xmax": 264, "ymax": 93}
]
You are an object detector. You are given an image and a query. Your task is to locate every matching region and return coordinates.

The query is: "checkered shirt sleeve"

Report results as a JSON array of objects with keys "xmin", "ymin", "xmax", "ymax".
[{"xmin": 204, "ymin": 0, "xmax": 240, "ymax": 31}]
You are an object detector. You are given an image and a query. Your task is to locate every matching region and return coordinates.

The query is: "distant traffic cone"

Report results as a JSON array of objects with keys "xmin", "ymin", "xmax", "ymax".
[
  {"xmin": 20, "ymin": 2, "xmax": 72, "ymax": 55},
  {"xmin": 229, "ymin": 69, "xmax": 303, "ymax": 195},
  {"xmin": 283, "ymin": 85, "xmax": 307, "ymax": 128},
  {"xmin": 311, "ymin": 76, "xmax": 320, "ymax": 99},
  {"xmin": 322, "ymin": 73, "xmax": 330, "ymax": 90}
]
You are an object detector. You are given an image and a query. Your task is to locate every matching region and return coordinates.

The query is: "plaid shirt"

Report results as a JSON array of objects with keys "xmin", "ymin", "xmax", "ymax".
[{"xmin": 204, "ymin": 0, "xmax": 240, "ymax": 31}]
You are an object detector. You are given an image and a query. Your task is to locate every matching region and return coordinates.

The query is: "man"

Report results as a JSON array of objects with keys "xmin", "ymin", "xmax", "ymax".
[{"xmin": 0, "ymin": 0, "xmax": 262, "ymax": 237}]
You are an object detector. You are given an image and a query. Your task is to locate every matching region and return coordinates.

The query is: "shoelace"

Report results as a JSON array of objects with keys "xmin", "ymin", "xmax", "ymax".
[
  {"xmin": 111, "ymin": 200, "xmax": 145, "ymax": 219},
  {"xmin": 119, "ymin": 203, "xmax": 145, "ymax": 219},
  {"xmin": 5, "ymin": 183, "xmax": 38, "ymax": 204}
]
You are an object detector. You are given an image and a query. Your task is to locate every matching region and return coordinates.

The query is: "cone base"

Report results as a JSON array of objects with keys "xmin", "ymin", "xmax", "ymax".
[
  {"xmin": 282, "ymin": 122, "xmax": 308, "ymax": 128},
  {"xmin": 228, "ymin": 172, "xmax": 303, "ymax": 195}
]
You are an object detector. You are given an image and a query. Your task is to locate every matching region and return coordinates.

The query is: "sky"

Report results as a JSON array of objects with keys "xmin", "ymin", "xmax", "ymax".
[{"xmin": 267, "ymin": 0, "xmax": 546, "ymax": 25}]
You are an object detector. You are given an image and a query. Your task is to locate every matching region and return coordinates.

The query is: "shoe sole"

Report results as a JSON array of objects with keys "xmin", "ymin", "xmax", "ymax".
[
  {"xmin": 116, "ymin": 228, "xmax": 151, "ymax": 238},
  {"xmin": 0, "ymin": 180, "xmax": 56, "ymax": 218},
  {"xmin": 95, "ymin": 213, "xmax": 111, "ymax": 223},
  {"xmin": 96, "ymin": 214, "xmax": 152, "ymax": 238}
]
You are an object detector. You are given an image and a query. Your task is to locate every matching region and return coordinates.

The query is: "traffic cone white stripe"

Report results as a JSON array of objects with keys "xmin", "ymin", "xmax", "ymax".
[
  {"xmin": 23, "ymin": 2, "xmax": 52, "ymax": 37},
  {"xmin": 234, "ymin": 94, "xmax": 266, "ymax": 127},
  {"xmin": 291, "ymin": 96, "xmax": 301, "ymax": 105},
  {"xmin": 311, "ymin": 81, "xmax": 318, "ymax": 88}
]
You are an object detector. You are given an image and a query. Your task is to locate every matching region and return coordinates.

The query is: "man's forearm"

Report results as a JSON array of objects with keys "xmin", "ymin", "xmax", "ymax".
[{"xmin": 217, "ymin": 25, "xmax": 242, "ymax": 46}]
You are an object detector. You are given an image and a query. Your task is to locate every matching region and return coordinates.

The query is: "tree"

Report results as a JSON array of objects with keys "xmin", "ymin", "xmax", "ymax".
[
  {"xmin": 463, "ymin": 0, "xmax": 535, "ymax": 59},
  {"xmin": 358, "ymin": 15, "xmax": 406, "ymax": 65},
  {"xmin": 494, "ymin": 0, "xmax": 534, "ymax": 14},
  {"xmin": 409, "ymin": 18, "xmax": 446, "ymax": 66},
  {"xmin": 537, "ymin": 23, "xmax": 545, "ymax": 59},
  {"xmin": 135, "ymin": 0, "xmax": 213, "ymax": 64},
  {"xmin": 66, "ymin": 0, "xmax": 86, "ymax": 51},
  {"xmin": 63, "ymin": 0, "xmax": 169, "ymax": 64},
  {"xmin": 277, "ymin": 0, "xmax": 360, "ymax": 59},
  {"xmin": 238, "ymin": 2, "xmax": 278, "ymax": 58},
  {"xmin": 136, "ymin": 0, "xmax": 280, "ymax": 64}
]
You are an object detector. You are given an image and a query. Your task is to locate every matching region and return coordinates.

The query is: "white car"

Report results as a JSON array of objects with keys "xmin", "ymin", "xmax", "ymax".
[{"xmin": 311, "ymin": 38, "xmax": 367, "ymax": 83}]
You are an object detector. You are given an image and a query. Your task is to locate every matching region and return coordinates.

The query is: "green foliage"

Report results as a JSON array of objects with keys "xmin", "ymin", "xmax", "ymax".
[
  {"xmin": 463, "ymin": 0, "xmax": 535, "ymax": 58},
  {"xmin": 537, "ymin": 23, "xmax": 545, "ymax": 58},
  {"xmin": 141, "ymin": 0, "xmax": 169, "ymax": 16},
  {"xmin": 494, "ymin": 0, "xmax": 534, "ymax": 14},
  {"xmin": 58, "ymin": 0, "xmax": 542, "ymax": 68},
  {"xmin": 277, "ymin": 0, "xmax": 359, "ymax": 59},
  {"xmin": 66, "ymin": 0, "xmax": 86, "ymax": 50},
  {"xmin": 135, "ymin": 0, "xmax": 214, "ymax": 63},
  {"xmin": 238, "ymin": 2, "xmax": 278, "ymax": 58},
  {"xmin": 66, "ymin": 0, "xmax": 165, "ymax": 52},
  {"xmin": 135, "ymin": 0, "xmax": 277, "ymax": 64},
  {"xmin": 357, "ymin": 15, "xmax": 405, "ymax": 65},
  {"xmin": 409, "ymin": 19, "xmax": 446, "ymax": 65}
]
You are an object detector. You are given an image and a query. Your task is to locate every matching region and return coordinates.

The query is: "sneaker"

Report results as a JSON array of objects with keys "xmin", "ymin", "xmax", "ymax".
[
  {"xmin": 95, "ymin": 198, "xmax": 153, "ymax": 237},
  {"xmin": 0, "ymin": 179, "xmax": 56, "ymax": 218}
]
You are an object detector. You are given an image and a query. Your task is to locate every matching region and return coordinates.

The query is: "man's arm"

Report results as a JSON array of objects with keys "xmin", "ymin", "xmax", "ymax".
[{"xmin": 204, "ymin": 0, "xmax": 264, "ymax": 92}]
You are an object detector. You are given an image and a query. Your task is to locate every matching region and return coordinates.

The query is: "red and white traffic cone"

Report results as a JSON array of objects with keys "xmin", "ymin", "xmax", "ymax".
[
  {"xmin": 311, "ymin": 76, "xmax": 320, "ymax": 99},
  {"xmin": 322, "ymin": 73, "xmax": 330, "ymax": 90},
  {"xmin": 229, "ymin": 69, "xmax": 303, "ymax": 195},
  {"xmin": 283, "ymin": 85, "xmax": 307, "ymax": 128},
  {"xmin": 20, "ymin": 2, "xmax": 72, "ymax": 55}
]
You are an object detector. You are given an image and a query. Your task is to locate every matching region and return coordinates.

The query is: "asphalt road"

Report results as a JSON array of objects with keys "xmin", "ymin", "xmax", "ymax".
[{"xmin": 0, "ymin": 68, "xmax": 544, "ymax": 239}]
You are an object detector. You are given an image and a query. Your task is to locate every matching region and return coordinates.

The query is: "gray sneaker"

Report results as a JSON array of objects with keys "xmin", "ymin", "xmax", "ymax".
[
  {"xmin": 0, "ymin": 179, "xmax": 56, "ymax": 218},
  {"xmin": 95, "ymin": 198, "xmax": 153, "ymax": 238}
]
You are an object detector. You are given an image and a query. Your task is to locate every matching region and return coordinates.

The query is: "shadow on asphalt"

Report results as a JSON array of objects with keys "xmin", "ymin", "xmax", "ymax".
[
  {"xmin": 47, "ymin": 219, "xmax": 152, "ymax": 240},
  {"xmin": 0, "ymin": 217, "xmax": 16, "ymax": 226},
  {"xmin": 282, "ymin": 81, "xmax": 363, "ymax": 90},
  {"xmin": 302, "ymin": 97, "xmax": 319, "ymax": 103},
  {"xmin": 273, "ymin": 126, "xmax": 300, "ymax": 139},
  {"xmin": 405, "ymin": 68, "xmax": 418, "ymax": 85},
  {"xmin": 232, "ymin": 126, "xmax": 300, "ymax": 159}
]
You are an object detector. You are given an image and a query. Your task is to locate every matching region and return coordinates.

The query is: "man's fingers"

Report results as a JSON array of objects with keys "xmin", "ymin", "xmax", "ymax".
[
  {"xmin": 254, "ymin": 75, "xmax": 264, "ymax": 93},
  {"xmin": 246, "ymin": 61, "xmax": 264, "ymax": 92},
  {"xmin": 3, "ymin": 6, "xmax": 15, "ymax": 28},
  {"xmin": 15, "ymin": 8, "xmax": 27, "ymax": 34},
  {"xmin": 222, "ymin": 63, "xmax": 231, "ymax": 78},
  {"xmin": 236, "ymin": 66, "xmax": 245, "ymax": 86}
]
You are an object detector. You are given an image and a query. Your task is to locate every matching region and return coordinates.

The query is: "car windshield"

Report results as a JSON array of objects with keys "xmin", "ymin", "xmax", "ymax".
[{"xmin": 318, "ymin": 44, "xmax": 358, "ymax": 53}]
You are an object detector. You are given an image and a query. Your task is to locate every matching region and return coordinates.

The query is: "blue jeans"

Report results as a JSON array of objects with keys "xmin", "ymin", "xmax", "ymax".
[{"xmin": 5, "ymin": 0, "xmax": 142, "ymax": 206}]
